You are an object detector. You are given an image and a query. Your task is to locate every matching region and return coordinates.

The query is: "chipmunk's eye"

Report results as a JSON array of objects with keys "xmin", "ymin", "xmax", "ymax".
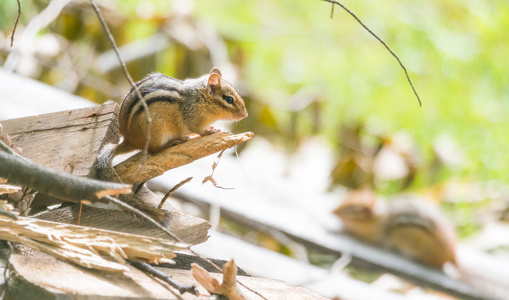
[{"xmin": 223, "ymin": 95, "xmax": 234, "ymax": 104}]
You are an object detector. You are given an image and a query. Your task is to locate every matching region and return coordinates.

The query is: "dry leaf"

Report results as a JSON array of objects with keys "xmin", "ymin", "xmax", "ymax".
[
  {"xmin": 191, "ymin": 259, "xmax": 248, "ymax": 300},
  {"xmin": 191, "ymin": 263, "xmax": 222, "ymax": 294}
]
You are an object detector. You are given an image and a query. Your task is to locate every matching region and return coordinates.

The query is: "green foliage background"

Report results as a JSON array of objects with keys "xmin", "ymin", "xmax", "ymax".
[{"xmin": 1, "ymin": 0, "xmax": 509, "ymax": 187}]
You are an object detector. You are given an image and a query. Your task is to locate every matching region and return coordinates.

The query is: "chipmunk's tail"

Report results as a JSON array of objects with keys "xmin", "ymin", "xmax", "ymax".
[{"xmin": 88, "ymin": 143, "xmax": 165, "ymax": 222}]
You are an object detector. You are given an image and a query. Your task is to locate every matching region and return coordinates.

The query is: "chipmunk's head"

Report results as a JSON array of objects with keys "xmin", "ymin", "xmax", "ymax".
[{"xmin": 206, "ymin": 67, "xmax": 248, "ymax": 121}]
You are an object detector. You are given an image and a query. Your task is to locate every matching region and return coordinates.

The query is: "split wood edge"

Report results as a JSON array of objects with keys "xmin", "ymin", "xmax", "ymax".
[
  {"xmin": 0, "ymin": 215, "xmax": 188, "ymax": 274},
  {"xmin": 115, "ymin": 131, "xmax": 254, "ymax": 184}
]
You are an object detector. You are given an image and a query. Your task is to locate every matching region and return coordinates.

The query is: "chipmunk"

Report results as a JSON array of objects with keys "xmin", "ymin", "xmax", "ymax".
[
  {"xmin": 332, "ymin": 189, "xmax": 387, "ymax": 244},
  {"xmin": 333, "ymin": 191, "xmax": 457, "ymax": 269},
  {"xmin": 90, "ymin": 67, "xmax": 248, "ymax": 220},
  {"xmin": 384, "ymin": 196, "xmax": 457, "ymax": 269}
]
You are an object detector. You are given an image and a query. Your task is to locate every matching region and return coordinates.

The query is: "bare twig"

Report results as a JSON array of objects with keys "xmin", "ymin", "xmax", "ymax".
[
  {"xmin": 0, "ymin": 140, "xmax": 132, "ymax": 204},
  {"xmin": 103, "ymin": 195, "xmax": 181, "ymax": 241},
  {"xmin": 107, "ymin": 194, "xmax": 265, "ymax": 299},
  {"xmin": 0, "ymin": 209, "xmax": 17, "ymax": 220},
  {"xmin": 10, "ymin": 0, "xmax": 21, "ymax": 47},
  {"xmin": 202, "ymin": 150, "xmax": 233, "ymax": 190},
  {"xmin": 323, "ymin": 0, "xmax": 422, "ymax": 107},
  {"xmin": 87, "ymin": 3, "xmax": 262, "ymax": 296},
  {"xmin": 107, "ymin": 184, "xmax": 266, "ymax": 298},
  {"xmin": 88, "ymin": 0, "xmax": 152, "ymax": 170},
  {"xmin": 158, "ymin": 177, "xmax": 193, "ymax": 209},
  {"xmin": 129, "ymin": 260, "xmax": 199, "ymax": 295},
  {"xmin": 4, "ymin": 0, "xmax": 71, "ymax": 72}
]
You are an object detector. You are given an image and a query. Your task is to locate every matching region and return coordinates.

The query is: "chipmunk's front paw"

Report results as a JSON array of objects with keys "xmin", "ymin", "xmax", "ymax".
[{"xmin": 202, "ymin": 126, "xmax": 222, "ymax": 135}]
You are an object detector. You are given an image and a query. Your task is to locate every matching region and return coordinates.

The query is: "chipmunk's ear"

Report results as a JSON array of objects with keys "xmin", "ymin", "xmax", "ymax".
[
  {"xmin": 209, "ymin": 67, "xmax": 222, "ymax": 77},
  {"xmin": 208, "ymin": 68, "xmax": 222, "ymax": 94}
]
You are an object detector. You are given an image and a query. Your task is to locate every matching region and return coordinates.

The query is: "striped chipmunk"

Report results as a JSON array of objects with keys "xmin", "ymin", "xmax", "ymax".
[{"xmin": 90, "ymin": 68, "xmax": 248, "ymax": 220}]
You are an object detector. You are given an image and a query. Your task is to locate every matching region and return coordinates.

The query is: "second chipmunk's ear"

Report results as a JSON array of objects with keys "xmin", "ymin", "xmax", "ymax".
[
  {"xmin": 209, "ymin": 67, "xmax": 222, "ymax": 77},
  {"xmin": 207, "ymin": 68, "xmax": 222, "ymax": 94}
]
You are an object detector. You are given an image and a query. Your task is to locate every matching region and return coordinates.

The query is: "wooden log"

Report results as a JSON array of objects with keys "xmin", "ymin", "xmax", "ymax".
[
  {"xmin": 6, "ymin": 254, "xmax": 326, "ymax": 300},
  {"xmin": 0, "ymin": 147, "xmax": 132, "ymax": 205},
  {"xmin": 115, "ymin": 131, "xmax": 254, "ymax": 184}
]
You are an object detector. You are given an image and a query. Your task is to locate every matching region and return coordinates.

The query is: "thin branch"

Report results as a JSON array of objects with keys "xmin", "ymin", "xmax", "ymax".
[
  {"xmin": 158, "ymin": 177, "xmax": 193, "ymax": 209},
  {"xmin": 106, "ymin": 195, "xmax": 265, "ymax": 299},
  {"xmin": 88, "ymin": 0, "xmax": 152, "ymax": 168},
  {"xmin": 4, "ymin": 0, "xmax": 71, "ymax": 72},
  {"xmin": 202, "ymin": 150, "xmax": 233, "ymax": 190},
  {"xmin": 0, "ymin": 209, "xmax": 17, "ymax": 220},
  {"xmin": 0, "ymin": 140, "xmax": 132, "ymax": 204},
  {"xmin": 10, "ymin": 0, "xmax": 21, "ymax": 47},
  {"xmin": 87, "ymin": 4, "xmax": 262, "ymax": 296},
  {"xmin": 107, "ymin": 193, "xmax": 265, "ymax": 298},
  {"xmin": 129, "ymin": 260, "xmax": 199, "ymax": 295},
  {"xmin": 322, "ymin": 0, "xmax": 422, "ymax": 107},
  {"xmin": 104, "ymin": 196, "xmax": 180, "ymax": 241}
]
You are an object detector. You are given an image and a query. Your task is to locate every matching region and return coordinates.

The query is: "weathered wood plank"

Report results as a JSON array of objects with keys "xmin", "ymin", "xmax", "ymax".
[
  {"xmin": 1, "ymin": 103, "xmax": 120, "ymax": 177},
  {"xmin": 6, "ymin": 254, "xmax": 326, "ymax": 299},
  {"xmin": 0, "ymin": 215, "xmax": 188, "ymax": 274},
  {"xmin": 35, "ymin": 203, "xmax": 210, "ymax": 246}
]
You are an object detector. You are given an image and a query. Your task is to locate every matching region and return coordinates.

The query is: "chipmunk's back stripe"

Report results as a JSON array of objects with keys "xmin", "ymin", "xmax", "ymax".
[
  {"xmin": 141, "ymin": 85, "xmax": 181, "ymax": 98},
  {"xmin": 124, "ymin": 81, "xmax": 180, "ymax": 120},
  {"xmin": 124, "ymin": 75, "xmax": 181, "ymax": 116},
  {"xmin": 132, "ymin": 88, "xmax": 181, "ymax": 117}
]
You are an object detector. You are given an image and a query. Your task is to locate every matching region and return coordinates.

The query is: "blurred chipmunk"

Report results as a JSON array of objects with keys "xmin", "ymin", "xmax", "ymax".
[
  {"xmin": 333, "ymin": 190, "xmax": 457, "ymax": 269},
  {"xmin": 333, "ymin": 189, "xmax": 387, "ymax": 244}
]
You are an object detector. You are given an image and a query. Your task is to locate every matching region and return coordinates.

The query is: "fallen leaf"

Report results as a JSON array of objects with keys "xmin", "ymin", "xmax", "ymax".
[{"xmin": 191, "ymin": 259, "xmax": 248, "ymax": 300}]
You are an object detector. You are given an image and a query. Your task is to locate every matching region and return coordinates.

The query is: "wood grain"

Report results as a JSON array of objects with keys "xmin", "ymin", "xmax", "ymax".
[
  {"xmin": 1, "ymin": 103, "xmax": 120, "ymax": 177},
  {"xmin": 0, "ymin": 216, "xmax": 187, "ymax": 273},
  {"xmin": 6, "ymin": 254, "xmax": 326, "ymax": 299},
  {"xmin": 115, "ymin": 131, "xmax": 254, "ymax": 184}
]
